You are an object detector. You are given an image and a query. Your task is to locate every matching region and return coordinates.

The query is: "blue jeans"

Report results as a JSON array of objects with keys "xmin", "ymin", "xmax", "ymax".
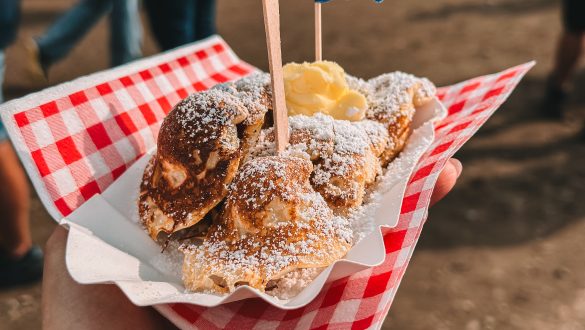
[
  {"xmin": 0, "ymin": 0, "xmax": 20, "ymax": 49},
  {"xmin": 0, "ymin": 0, "xmax": 19, "ymax": 142},
  {"xmin": 0, "ymin": 50, "xmax": 7, "ymax": 141},
  {"xmin": 144, "ymin": 0, "xmax": 216, "ymax": 51},
  {"xmin": 1, "ymin": 50, "xmax": 5, "ymax": 104},
  {"xmin": 37, "ymin": 0, "xmax": 142, "ymax": 68}
]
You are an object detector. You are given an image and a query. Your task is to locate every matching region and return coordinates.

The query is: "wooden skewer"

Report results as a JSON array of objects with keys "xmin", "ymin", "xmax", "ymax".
[
  {"xmin": 315, "ymin": 2, "xmax": 322, "ymax": 61},
  {"xmin": 262, "ymin": 0, "xmax": 289, "ymax": 153}
]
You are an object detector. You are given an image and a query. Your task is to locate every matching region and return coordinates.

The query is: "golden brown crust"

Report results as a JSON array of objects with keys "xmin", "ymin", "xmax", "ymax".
[
  {"xmin": 212, "ymin": 73, "xmax": 273, "ymax": 162},
  {"xmin": 140, "ymin": 83, "xmax": 270, "ymax": 240},
  {"xmin": 182, "ymin": 156, "xmax": 352, "ymax": 293},
  {"xmin": 250, "ymin": 114, "xmax": 387, "ymax": 214},
  {"xmin": 351, "ymin": 72, "xmax": 436, "ymax": 165},
  {"xmin": 225, "ymin": 157, "xmax": 313, "ymax": 233},
  {"xmin": 378, "ymin": 112, "xmax": 413, "ymax": 166},
  {"xmin": 138, "ymin": 70, "xmax": 437, "ymax": 297}
]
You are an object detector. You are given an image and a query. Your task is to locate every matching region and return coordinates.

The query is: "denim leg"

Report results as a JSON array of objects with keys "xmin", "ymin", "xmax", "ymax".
[
  {"xmin": 0, "ymin": 50, "xmax": 4, "ymax": 104},
  {"xmin": 143, "ymin": 0, "xmax": 192, "ymax": 51},
  {"xmin": 0, "ymin": 119, "xmax": 6, "ymax": 142},
  {"xmin": 110, "ymin": 0, "xmax": 142, "ymax": 67},
  {"xmin": 0, "ymin": 50, "xmax": 7, "ymax": 141},
  {"xmin": 0, "ymin": 0, "xmax": 21, "ymax": 50},
  {"xmin": 36, "ymin": 0, "xmax": 112, "ymax": 67},
  {"xmin": 195, "ymin": 0, "xmax": 217, "ymax": 40}
]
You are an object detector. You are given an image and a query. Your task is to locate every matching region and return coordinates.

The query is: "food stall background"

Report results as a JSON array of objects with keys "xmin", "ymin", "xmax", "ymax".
[{"xmin": 1, "ymin": 0, "xmax": 584, "ymax": 329}]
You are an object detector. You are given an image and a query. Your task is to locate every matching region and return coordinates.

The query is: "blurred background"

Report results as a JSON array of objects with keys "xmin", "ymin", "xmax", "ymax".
[{"xmin": 1, "ymin": 0, "xmax": 585, "ymax": 329}]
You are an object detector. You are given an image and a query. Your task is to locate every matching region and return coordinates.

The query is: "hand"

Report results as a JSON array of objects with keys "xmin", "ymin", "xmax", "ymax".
[
  {"xmin": 430, "ymin": 158, "xmax": 462, "ymax": 207},
  {"xmin": 42, "ymin": 159, "xmax": 461, "ymax": 329},
  {"xmin": 42, "ymin": 227, "xmax": 177, "ymax": 330}
]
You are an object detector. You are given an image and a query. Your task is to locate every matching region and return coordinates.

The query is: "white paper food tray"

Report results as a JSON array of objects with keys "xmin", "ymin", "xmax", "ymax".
[{"xmin": 63, "ymin": 98, "xmax": 446, "ymax": 309}]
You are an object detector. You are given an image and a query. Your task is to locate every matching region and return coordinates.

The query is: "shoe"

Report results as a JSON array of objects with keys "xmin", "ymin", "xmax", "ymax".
[
  {"xmin": 0, "ymin": 245, "xmax": 44, "ymax": 288},
  {"xmin": 541, "ymin": 77, "xmax": 568, "ymax": 119},
  {"xmin": 23, "ymin": 38, "xmax": 49, "ymax": 82}
]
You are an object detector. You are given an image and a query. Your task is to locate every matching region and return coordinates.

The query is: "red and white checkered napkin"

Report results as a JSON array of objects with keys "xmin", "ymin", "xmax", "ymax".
[
  {"xmin": 0, "ymin": 35, "xmax": 534, "ymax": 329},
  {"xmin": 0, "ymin": 36, "xmax": 254, "ymax": 221}
]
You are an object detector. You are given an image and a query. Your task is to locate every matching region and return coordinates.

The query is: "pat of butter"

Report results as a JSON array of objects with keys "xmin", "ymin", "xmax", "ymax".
[{"xmin": 283, "ymin": 61, "xmax": 368, "ymax": 121}]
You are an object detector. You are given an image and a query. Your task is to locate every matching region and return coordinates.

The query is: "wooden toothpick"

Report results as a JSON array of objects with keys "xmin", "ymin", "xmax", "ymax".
[
  {"xmin": 262, "ymin": 0, "xmax": 289, "ymax": 153},
  {"xmin": 315, "ymin": 2, "xmax": 322, "ymax": 61}
]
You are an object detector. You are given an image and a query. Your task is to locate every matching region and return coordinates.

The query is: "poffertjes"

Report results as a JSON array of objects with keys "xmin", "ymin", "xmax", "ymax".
[
  {"xmin": 138, "ymin": 64, "xmax": 437, "ymax": 297},
  {"xmin": 139, "ymin": 74, "xmax": 271, "ymax": 240}
]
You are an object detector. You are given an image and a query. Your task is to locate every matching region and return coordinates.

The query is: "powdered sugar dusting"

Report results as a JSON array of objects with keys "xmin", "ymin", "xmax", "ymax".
[
  {"xmin": 348, "ymin": 72, "xmax": 434, "ymax": 127},
  {"xmin": 212, "ymin": 73, "xmax": 271, "ymax": 125},
  {"xmin": 251, "ymin": 113, "xmax": 386, "ymax": 191},
  {"xmin": 149, "ymin": 239, "xmax": 184, "ymax": 280},
  {"xmin": 144, "ymin": 69, "xmax": 437, "ymax": 300},
  {"xmin": 175, "ymin": 89, "xmax": 248, "ymax": 141},
  {"xmin": 266, "ymin": 267, "xmax": 324, "ymax": 300},
  {"xmin": 181, "ymin": 157, "xmax": 353, "ymax": 293},
  {"xmin": 349, "ymin": 126, "xmax": 434, "ymax": 242}
]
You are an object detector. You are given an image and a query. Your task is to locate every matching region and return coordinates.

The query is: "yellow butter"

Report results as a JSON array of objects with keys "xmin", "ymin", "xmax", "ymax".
[{"xmin": 283, "ymin": 61, "xmax": 367, "ymax": 121}]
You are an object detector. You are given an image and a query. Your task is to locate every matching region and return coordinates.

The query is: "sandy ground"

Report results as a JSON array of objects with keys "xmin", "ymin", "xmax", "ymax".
[{"xmin": 1, "ymin": 0, "xmax": 585, "ymax": 329}]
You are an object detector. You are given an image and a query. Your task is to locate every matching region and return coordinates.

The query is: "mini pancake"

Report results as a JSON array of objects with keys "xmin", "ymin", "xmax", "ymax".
[
  {"xmin": 139, "ymin": 76, "xmax": 272, "ymax": 240},
  {"xmin": 181, "ymin": 156, "xmax": 352, "ymax": 293}
]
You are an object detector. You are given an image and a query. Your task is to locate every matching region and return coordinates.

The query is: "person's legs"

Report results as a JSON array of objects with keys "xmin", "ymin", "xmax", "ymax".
[
  {"xmin": 0, "ymin": 47, "xmax": 32, "ymax": 259},
  {"xmin": 0, "ymin": 105, "xmax": 43, "ymax": 288},
  {"xmin": 0, "ymin": 0, "xmax": 21, "ymax": 51},
  {"xmin": 143, "ymin": 0, "xmax": 192, "ymax": 51},
  {"xmin": 142, "ymin": 0, "xmax": 165, "ymax": 49},
  {"xmin": 0, "ymin": 0, "xmax": 20, "ymax": 89},
  {"xmin": 109, "ymin": 0, "xmax": 142, "ymax": 67},
  {"xmin": 194, "ymin": 0, "xmax": 217, "ymax": 40},
  {"xmin": 543, "ymin": 0, "xmax": 585, "ymax": 118},
  {"xmin": 0, "ymin": 50, "xmax": 5, "ymax": 104},
  {"xmin": 0, "ymin": 140, "xmax": 31, "ymax": 259},
  {"xmin": 549, "ymin": 32, "xmax": 584, "ymax": 91},
  {"xmin": 0, "ymin": 0, "xmax": 42, "ymax": 286},
  {"xmin": 35, "ymin": 0, "xmax": 112, "ymax": 68},
  {"xmin": 41, "ymin": 158, "xmax": 460, "ymax": 327}
]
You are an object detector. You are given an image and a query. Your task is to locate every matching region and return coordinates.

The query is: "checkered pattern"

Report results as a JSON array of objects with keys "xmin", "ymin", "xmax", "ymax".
[
  {"xmin": 153, "ymin": 62, "xmax": 534, "ymax": 330},
  {"xmin": 5, "ymin": 38, "xmax": 253, "ymax": 218},
  {"xmin": 0, "ymin": 36, "xmax": 533, "ymax": 329}
]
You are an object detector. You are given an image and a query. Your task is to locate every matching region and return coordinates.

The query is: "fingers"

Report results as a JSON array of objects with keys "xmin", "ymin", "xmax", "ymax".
[
  {"xmin": 429, "ymin": 158, "xmax": 462, "ymax": 207},
  {"xmin": 42, "ymin": 226, "xmax": 70, "ymax": 329},
  {"xmin": 44, "ymin": 226, "xmax": 68, "ymax": 254}
]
